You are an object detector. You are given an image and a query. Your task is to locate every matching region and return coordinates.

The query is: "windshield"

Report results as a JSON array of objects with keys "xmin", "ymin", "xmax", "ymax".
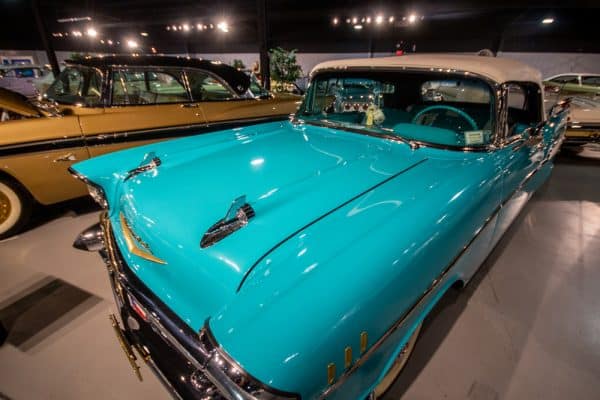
[
  {"xmin": 44, "ymin": 66, "xmax": 102, "ymax": 106},
  {"xmin": 298, "ymin": 71, "xmax": 495, "ymax": 148}
]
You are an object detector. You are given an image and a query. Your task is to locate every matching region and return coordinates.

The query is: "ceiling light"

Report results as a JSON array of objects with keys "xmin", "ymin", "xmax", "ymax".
[
  {"xmin": 542, "ymin": 18, "xmax": 554, "ymax": 24},
  {"xmin": 182, "ymin": 24, "xmax": 190, "ymax": 31},
  {"xmin": 366, "ymin": 17, "xmax": 371, "ymax": 23},
  {"xmin": 346, "ymin": 18, "xmax": 351, "ymax": 23},
  {"xmin": 375, "ymin": 15, "xmax": 383, "ymax": 24},
  {"xmin": 354, "ymin": 24, "xmax": 363, "ymax": 30},
  {"xmin": 172, "ymin": 25, "xmax": 177, "ymax": 30},
  {"xmin": 72, "ymin": 30, "xmax": 82, "ymax": 37},
  {"xmin": 127, "ymin": 39, "xmax": 138, "ymax": 49},
  {"xmin": 352, "ymin": 17, "xmax": 358, "ymax": 24},
  {"xmin": 107, "ymin": 39, "xmax": 113, "ymax": 45},
  {"xmin": 389, "ymin": 16, "xmax": 395, "ymax": 23},
  {"xmin": 100, "ymin": 39, "xmax": 105, "ymax": 44},
  {"xmin": 408, "ymin": 14, "xmax": 417, "ymax": 24},
  {"xmin": 217, "ymin": 21, "xmax": 229, "ymax": 32},
  {"xmin": 197, "ymin": 23, "xmax": 203, "ymax": 30},
  {"xmin": 332, "ymin": 17, "xmax": 339, "ymax": 25},
  {"xmin": 86, "ymin": 27, "xmax": 97, "ymax": 37},
  {"xmin": 140, "ymin": 32, "xmax": 148, "ymax": 37},
  {"xmin": 166, "ymin": 26, "xmax": 170, "ymax": 31},
  {"xmin": 151, "ymin": 47, "xmax": 157, "ymax": 54}
]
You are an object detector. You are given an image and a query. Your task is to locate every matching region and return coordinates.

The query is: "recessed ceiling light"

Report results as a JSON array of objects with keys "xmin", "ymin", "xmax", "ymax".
[
  {"xmin": 542, "ymin": 18, "xmax": 554, "ymax": 24},
  {"xmin": 140, "ymin": 32, "xmax": 148, "ymax": 37},
  {"xmin": 354, "ymin": 24, "xmax": 363, "ymax": 30}
]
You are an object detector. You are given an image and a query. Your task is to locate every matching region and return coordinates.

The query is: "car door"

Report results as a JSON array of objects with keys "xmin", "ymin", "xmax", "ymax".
[
  {"xmin": 494, "ymin": 82, "xmax": 545, "ymax": 237},
  {"xmin": 185, "ymin": 68, "xmax": 291, "ymax": 127},
  {"xmin": 79, "ymin": 67, "xmax": 207, "ymax": 158}
]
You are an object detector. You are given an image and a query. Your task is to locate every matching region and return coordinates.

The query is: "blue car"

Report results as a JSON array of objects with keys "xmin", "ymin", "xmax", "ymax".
[{"xmin": 72, "ymin": 55, "xmax": 568, "ymax": 400}]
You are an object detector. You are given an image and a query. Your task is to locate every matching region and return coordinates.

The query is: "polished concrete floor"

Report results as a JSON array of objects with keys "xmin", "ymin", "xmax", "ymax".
[{"xmin": 0, "ymin": 152, "xmax": 598, "ymax": 400}]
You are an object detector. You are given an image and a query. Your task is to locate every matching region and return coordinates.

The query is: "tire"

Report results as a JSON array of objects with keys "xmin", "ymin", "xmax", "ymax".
[
  {"xmin": 372, "ymin": 323, "xmax": 422, "ymax": 399},
  {"xmin": 0, "ymin": 179, "xmax": 32, "ymax": 240}
]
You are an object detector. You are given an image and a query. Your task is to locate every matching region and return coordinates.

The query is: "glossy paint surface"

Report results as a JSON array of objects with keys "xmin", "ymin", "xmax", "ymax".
[{"xmin": 73, "ymin": 109, "xmax": 565, "ymax": 399}]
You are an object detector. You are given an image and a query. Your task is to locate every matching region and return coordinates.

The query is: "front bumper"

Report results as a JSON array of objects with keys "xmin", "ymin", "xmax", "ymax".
[
  {"xmin": 94, "ymin": 214, "xmax": 299, "ymax": 400},
  {"xmin": 564, "ymin": 125, "xmax": 600, "ymax": 147}
]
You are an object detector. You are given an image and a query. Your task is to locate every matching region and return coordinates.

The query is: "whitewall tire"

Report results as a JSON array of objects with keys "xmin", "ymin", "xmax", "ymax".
[
  {"xmin": 373, "ymin": 323, "xmax": 422, "ymax": 398},
  {"xmin": 0, "ymin": 179, "xmax": 32, "ymax": 239}
]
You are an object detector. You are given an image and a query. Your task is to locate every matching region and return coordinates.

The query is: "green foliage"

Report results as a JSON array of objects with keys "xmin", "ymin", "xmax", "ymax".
[
  {"xmin": 269, "ymin": 47, "xmax": 302, "ymax": 92},
  {"xmin": 231, "ymin": 59, "xmax": 246, "ymax": 70}
]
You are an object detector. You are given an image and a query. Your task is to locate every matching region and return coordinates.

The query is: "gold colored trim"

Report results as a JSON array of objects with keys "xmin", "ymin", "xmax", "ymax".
[
  {"xmin": 360, "ymin": 332, "xmax": 368, "ymax": 354},
  {"xmin": 327, "ymin": 363, "xmax": 336, "ymax": 385},
  {"xmin": 344, "ymin": 347, "xmax": 353, "ymax": 369},
  {"xmin": 0, "ymin": 190, "xmax": 11, "ymax": 225},
  {"xmin": 109, "ymin": 313, "xmax": 143, "ymax": 381},
  {"xmin": 119, "ymin": 213, "xmax": 167, "ymax": 265}
]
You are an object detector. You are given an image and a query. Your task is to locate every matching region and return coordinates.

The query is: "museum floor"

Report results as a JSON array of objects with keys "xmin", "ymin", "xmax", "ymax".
[{"xmin": 0, "ymin": 152, "xmax": 598, "ymax": 400}]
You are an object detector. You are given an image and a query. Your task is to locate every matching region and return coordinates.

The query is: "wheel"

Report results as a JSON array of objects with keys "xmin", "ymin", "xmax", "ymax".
[
  {"xmin": 0, "ymin": 179, "xmax": 32, "ymax": 240},
  {"xmin": 372, "ymin": 323, "xmax": 422, "ymax": 399}
]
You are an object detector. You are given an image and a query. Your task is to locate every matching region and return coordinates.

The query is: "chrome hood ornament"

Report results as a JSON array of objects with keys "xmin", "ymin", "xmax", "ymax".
[
  {"xmin": 201, "ymin": 195, "xmax": 255, "ymax": 248},
  {"xmin": 125, "ymin": 152, "xmax": 162, "ymax": 181}
]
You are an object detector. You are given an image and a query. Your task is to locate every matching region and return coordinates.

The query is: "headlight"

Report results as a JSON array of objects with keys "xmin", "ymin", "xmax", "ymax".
[
  {"xmin": 199, "ymin": 326, "xmax": 300, "ymax": 400},
  {"xmin": 87, "ymin": 183, "xmax": 108, "ymax": 209}
]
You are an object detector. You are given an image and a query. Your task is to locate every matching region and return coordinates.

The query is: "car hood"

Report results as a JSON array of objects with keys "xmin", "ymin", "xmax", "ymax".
[
  {"xmin": 103, "ymin": 122, "xmax": 427, "ymax": 330},
  {"xmin": 0, "ymin": 87, "xmax": 40, "ymax": 117},
  {"xmin": 569, "ymin": 97, "xmax": 600, "ymax": 124}
]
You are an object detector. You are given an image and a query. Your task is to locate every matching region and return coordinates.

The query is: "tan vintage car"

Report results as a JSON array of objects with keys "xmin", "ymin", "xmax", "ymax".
[{"xmin": 0, "ymin": 56, "xmax": 300, "ymax": 238}]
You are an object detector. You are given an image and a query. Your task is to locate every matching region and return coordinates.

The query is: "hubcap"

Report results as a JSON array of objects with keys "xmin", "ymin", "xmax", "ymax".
[{"xmin": 0, "ymin": 190, "xmax": 11, "ymax": 225}]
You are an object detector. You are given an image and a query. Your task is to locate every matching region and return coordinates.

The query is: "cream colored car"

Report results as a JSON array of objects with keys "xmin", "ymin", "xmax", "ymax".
[{"xmin": 0, "ymin": 56, "xmax": 300, "ymax": 238}]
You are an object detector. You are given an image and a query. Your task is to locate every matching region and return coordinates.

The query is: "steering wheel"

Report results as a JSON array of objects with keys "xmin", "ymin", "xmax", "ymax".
[{"xmin": 412, "ymin": 105, "xmax": 478, "ymax": 131}]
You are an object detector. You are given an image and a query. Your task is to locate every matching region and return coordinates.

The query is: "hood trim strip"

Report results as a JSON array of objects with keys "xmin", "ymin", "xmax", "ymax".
[{"xmin": 236, "ymin": 157, "xmax": 429, "ymax": 292}]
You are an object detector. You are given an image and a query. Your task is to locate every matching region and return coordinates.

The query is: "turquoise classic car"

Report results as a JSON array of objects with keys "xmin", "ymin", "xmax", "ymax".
[{"xmin": 71, "ymin": 55, "xmax": 568, "ymax": 400}]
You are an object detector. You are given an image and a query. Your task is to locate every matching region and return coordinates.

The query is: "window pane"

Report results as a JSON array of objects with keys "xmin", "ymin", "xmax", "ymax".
[
  {"xmin": 550, "ymin": 75, "xmax": 578, "ymax": 84},
  {"xmin": 299, "ymin": 71, "xmax": 495, "ymax": 148},
  {"xmin": 111, "ymin": 69, "xmax": 189, "ymax": 105},
  {"xmin": 506, "ymin": 83, "xmax": 541, "ymax": 136},
  {"xmin": 45, "ymin": 66, "xmax": 102, "ymax": 106},
  {"xmin": 581, "ymin": 76, "xmax": 600, "ymax": 86},
  {"xmin": 187, "ymin": 70, "xmax": 235, "ymax": 101}
]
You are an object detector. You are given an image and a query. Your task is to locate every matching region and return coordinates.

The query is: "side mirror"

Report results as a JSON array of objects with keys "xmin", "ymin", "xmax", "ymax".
[{"xmin": 548, "ymin": 97, "xmax": 571, "ymax": 118}]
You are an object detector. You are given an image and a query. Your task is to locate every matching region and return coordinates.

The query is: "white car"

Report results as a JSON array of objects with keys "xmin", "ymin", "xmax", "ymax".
[{"xmin": 0, "ymin": 65, "xmax": 47, "ymax": 97}]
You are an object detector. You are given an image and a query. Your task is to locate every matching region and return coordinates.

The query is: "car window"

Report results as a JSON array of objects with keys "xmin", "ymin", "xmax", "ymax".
[
  {"xmin": 549, "ymin": 75, "xmax": 579, "ymax": 85},
  {"xmin": 506, "ymin": 83, "xmax": 542, "ymax": 137},
  {"xmin": 45, "ymin": 66, "xmax": 103, "ymax": 106},
  {"xmin": 581, "ymin": 76, "xmax": 600, "ymax": 87},
  {"xmin": 299, "ymin": 71, "xmax": 495, "ymax": 149},
  {"xmin": 186, "ymin": 70, "xmax": 235, "ymax": 101},
  {"xmin": 111, "ymin": 69, "xmax": 189, "ymax": 105},
  {"xmin": 15, "ymin": 68, "xmax": 37, "ymax": 78}
]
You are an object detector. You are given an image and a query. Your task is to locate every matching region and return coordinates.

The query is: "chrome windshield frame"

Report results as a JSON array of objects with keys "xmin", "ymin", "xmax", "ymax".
[{"xmin": 293, "ymin": 66, "xmax": 503, "ymax": 152}]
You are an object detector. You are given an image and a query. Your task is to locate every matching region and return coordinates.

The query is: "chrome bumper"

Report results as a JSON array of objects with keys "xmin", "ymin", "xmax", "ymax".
[{"xmin": 82, "ymin": 213, "xmax": 298, "ymax": 400}]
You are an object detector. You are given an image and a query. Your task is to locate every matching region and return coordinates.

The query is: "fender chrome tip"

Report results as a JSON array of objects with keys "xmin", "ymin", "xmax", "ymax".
[{"xmin": 73, "ymin": 222, "xmax": 104, "ymax": 252}]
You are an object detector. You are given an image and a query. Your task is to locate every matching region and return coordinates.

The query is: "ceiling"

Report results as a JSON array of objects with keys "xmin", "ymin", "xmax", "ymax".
[{"xmin": 0, "ymin": 0, "xmax": 599, "ymax": 54}]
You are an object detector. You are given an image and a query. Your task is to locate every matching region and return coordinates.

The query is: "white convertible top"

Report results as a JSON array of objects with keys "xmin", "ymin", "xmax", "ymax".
[{"xmin": 311, "ymin": 54, "xmax": 542, "ymax": 85}]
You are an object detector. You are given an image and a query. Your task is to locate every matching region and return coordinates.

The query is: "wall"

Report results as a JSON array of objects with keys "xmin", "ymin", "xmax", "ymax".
[{"xmin": 3, "ymin": 49, "xmax": 600, "ymax": 80}]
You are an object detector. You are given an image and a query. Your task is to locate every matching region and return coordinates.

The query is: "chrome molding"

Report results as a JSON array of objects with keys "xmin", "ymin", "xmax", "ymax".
[
  {"xmin": 319, "ymin": 154, "xmax": 554, "ymax": 398},
  {"xmin": 200, "ymin": 195, "xmax": 256, "ymax": 248},
  {"xmin": 99, "ymin": 213, "xmax": 299, "ymax": 400}
]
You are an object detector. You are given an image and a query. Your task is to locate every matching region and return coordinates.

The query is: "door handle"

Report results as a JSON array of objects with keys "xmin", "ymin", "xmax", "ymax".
[
  {"xmin": 181, "ymin": 103, "xmax": 200, "ymax": 108},
  {"xmin": 53, "ymin": 153, "xmax": 77, "ymax": 162}
]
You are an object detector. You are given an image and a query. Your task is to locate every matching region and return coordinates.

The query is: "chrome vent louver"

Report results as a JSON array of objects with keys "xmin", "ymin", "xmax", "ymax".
[{"xmin": 200, "ymin": 195, "xmax": 255, "ymax": 248}]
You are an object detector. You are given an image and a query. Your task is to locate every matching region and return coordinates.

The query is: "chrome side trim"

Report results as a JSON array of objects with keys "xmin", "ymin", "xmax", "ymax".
[{"xmin": 319, "ymin": 155, "xmax": 554, "ymax": 398}]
